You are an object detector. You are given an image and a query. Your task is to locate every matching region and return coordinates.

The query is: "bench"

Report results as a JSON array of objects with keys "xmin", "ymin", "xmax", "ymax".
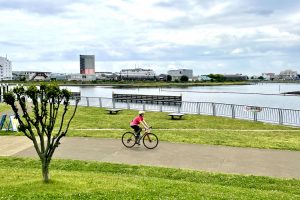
[
  {"xmin": 168, "ymin": 113, "xmax": 185, "ymax": 120},
  {"xmin": 106, "ymin": 108, "xmax": 122, "ymax": 114}
]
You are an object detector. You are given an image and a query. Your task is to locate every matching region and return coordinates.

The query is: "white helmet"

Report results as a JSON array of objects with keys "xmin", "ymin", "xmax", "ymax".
[{"xmin": 139, "ymin": 111, "xmax": 145, "ymax": 115}]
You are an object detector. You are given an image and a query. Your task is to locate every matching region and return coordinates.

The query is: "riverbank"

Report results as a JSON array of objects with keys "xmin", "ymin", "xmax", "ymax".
[{"xmin": 4, "ymin": 81, "xmax": 250, "ymax": 88}]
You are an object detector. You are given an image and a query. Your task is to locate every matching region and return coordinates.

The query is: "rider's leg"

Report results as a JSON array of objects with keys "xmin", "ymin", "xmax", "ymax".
[
  {"xmin": 137, "ymin": 126, "xmax": 142, "ymax": 136},
  {"xmin": 131, "ymin": 125, "xmax": 140, "ymax": 137}
]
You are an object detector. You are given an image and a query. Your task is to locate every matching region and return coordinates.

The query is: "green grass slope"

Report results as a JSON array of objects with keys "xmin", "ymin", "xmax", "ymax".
[{"xmin": 0, "ymin": 157, "xmax": 299, "ymax": 200}]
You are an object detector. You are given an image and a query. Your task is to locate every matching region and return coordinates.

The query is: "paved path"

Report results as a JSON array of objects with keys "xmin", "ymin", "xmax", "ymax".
[
  {"xmin": 1, "ymin": 136, "xmax": 300, "ymax": 179},
  {"xmin": 0, "ymin": 136, "xmax": 33, "ymax": 156}
]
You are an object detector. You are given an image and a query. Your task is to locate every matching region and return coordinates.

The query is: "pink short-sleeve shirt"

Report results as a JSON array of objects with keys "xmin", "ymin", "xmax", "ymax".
[{"xmin": 130, "ymin": 115, "xmax": 144, "ymax": 126}]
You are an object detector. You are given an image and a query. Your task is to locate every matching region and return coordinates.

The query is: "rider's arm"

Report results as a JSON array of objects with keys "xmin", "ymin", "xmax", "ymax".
[{"xmin": 141, "ymin": 120, "xmax": 149, "ymax": 129}]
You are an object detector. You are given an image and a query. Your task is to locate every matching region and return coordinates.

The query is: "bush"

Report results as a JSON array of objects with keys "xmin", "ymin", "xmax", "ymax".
[{"xmin": 180, "ymin": 75, "xmax": 189, "ymax": 82}]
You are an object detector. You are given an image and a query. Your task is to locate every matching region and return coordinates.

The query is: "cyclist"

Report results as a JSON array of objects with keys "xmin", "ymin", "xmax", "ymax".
[{"xmin": 130, "ymin": 111, "xmax": 149, "ymax": 143}]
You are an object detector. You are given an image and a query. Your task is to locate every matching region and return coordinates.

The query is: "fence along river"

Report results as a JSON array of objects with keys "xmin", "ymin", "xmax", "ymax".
[{"xmin": 76, "ymin": 95, "xmax": 300, "ymax": 127}]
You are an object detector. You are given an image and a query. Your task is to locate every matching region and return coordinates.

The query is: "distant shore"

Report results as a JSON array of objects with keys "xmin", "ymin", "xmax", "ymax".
[
  {"xmin": 4, "ymin": 80, "xmax": 300, "ymax": 89},
  {"xmin": 4, "ymin": 81, "xmax": 251, "ymax": 88},
  {"xmin": 283, "ymin": 91, "xmax": 300, "ymax": 95}
]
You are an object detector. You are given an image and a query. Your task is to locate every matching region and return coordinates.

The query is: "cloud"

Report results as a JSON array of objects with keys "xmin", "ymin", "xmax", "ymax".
[
  {"xmin": 231, "ymin": 48, "xmax": 244, "ymax": 54},
  {"xmin": 0, "ymin": 0, "xmax": 299, "ymax": 75},
  {"xmin": 0, "ymin": 0, "xmax": 87, "ymax": 14}
]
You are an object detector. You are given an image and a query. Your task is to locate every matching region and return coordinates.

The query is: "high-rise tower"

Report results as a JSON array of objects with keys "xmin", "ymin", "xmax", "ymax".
[{"xmin": 80, "ymin": 55, "xmax": 95, "ymax": 74}]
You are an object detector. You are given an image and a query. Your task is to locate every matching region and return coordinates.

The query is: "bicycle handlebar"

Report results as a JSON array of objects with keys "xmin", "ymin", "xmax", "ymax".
[{"xmin": 145, "ymin": 126, "xmax": 152, "ymax": 131}]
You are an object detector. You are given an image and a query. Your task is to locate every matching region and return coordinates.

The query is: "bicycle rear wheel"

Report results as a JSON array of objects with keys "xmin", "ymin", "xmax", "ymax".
[
  {"xmin": 143, "ymin": 133, "xmax": 158, "ymax": 149},
  {"xmin": 122, "ymin": 132, "xmax": 136, "ymax": 148}
]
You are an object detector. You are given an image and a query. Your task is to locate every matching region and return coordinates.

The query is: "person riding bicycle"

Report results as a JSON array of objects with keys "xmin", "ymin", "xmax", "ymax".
[{"xmin": 130, "ymin": 111, "xmax": 149, "ymax": 142}]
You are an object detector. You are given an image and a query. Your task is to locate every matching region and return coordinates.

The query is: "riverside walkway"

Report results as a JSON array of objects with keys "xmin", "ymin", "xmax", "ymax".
[{"xmin": 1, "ymin": 136, "xmax": 299, "ymax": 179}]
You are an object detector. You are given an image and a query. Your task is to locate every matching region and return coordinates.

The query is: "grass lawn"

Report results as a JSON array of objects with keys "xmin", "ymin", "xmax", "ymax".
[
  {"xmin": 0, "ymin": 103, "xmax": 11, "ymax": 114},
  {"xmin": 1, "ymin": 104, "xmax": 300, "ymax": 150},
  {"xmin": 0, "ymin": 157, "xmax": 299, "ymax": 199},
  {"xmin": 66, "ymin": 107, "xmax": 300, "ymax": 150}
]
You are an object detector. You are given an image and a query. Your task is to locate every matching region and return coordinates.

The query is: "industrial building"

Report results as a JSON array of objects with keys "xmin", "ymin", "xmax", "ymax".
[
  {"xmin": 12, "ymin": 71, "xmax": 51, "ymax": 81},
  {"xmin": 119, "ymin": 68, "xmax": 156, "ymax": 80},
  {"xmin": 167, "ymin": 69, "xmax": 193, "ymax": 81},
  {"xmin": 67, "ymin": 74, "xmax": 96, "ymax": 81}
]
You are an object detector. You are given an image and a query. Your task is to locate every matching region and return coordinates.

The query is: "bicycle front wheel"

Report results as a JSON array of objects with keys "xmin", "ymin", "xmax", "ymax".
[
  {"xmin": 122, "ymin": 132, "xmax": 136, "ymax": 148},
  {"xmin": 143, "ymin": 133, "xmax": 159, "ymax": 149}
]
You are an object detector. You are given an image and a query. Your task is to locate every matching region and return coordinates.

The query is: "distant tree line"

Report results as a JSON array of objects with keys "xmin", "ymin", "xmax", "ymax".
[
  {"xmin": 208, "ymin": 74, "xmax": 226, "ymax": 82},
  {"xmin": 208, "ymin": 74, "xmax": 248, "ymax": 82}
]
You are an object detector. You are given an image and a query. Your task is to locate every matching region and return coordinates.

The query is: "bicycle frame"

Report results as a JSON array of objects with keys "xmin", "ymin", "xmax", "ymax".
[{"xmin": 136, "ymin": 128, "xmax": 152, "ymax": 142}]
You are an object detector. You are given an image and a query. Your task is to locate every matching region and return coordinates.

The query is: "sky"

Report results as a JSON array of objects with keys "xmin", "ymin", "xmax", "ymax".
[{"xmin": 0, "ymin": 0, "xmax": 299, "ymax": 76}]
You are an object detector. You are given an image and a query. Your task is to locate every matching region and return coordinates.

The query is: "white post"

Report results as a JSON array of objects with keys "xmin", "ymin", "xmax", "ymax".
[
  {"xmin": 86, "ymin": 97, "xmax": 90, "ymax": 107},
  {"xmin": 99, "ymin": 97, "xmax": 102, "ymax": 108},
  {"xmin": 231, "ymin": 104, "xmax": 235, "ymax": 119}
]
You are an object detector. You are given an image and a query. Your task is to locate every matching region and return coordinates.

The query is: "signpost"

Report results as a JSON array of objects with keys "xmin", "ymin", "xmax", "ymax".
[
  {"xmin": 0, "ymin": 114, "xmax": 6, "ymax": 130},
  {"xmin": 9, "ymin": 115, "xmax": 19, "ymax": 132},
  {"xmin": 245, "ymin": 106, "xmax": 262, "ymax": 122},
  {"xmin": 245, "ymin": 106, "xmax": 262, "ymax": 112}
]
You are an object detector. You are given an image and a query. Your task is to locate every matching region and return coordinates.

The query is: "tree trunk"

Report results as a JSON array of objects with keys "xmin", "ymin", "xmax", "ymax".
[{"xmin": 42, "ymin": 159, "xmax": 50, "ymax": 182}]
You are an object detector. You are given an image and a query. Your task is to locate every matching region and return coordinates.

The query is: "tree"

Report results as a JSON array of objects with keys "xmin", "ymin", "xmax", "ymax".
[
  {"xmin": 166, "ymin": 75, "xmax": 172, "ymax": 82},
  {"xmin": 3, "ymin": 83, "xmax": 79, "ymax": 182},
  {"xmin": 258, "ymin": 76, "xmax": 265, "ymax": 80},
  {"xmin": 180, "ymin": 75, "xmax": 189, "ymax": 82},
  {"xmin": 208, "ymin": 74, "xmax": 226, "ymax": 82},
  {"xmin": 19, "ymin": 76, "xmax": 26, "ymax": 81}
]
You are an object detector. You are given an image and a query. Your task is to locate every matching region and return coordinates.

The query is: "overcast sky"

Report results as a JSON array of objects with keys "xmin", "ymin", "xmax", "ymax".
[{"xmin": 0, "ymin": 0, "xmax": 299, "ymax": 75}]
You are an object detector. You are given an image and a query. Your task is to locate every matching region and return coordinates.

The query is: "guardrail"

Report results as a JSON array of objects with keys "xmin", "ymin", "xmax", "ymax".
[
  {"xmin": 1, "ymin": 95, "xmax": 299, "ymax": 126},
  {"xmin": 73, "ymin": 96, "xmax": 300, "ymax": 127}
]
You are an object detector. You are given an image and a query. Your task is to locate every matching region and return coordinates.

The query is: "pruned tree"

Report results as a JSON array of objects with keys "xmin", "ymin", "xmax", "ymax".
[{"xmin": 3, "ymin": 83, "xmax": 79, "ymax": 182}]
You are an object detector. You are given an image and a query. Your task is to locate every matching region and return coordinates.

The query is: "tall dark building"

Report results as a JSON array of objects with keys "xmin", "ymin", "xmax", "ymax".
[{"xmin": 80, "ymin": 55, "xmax": 95, "ymax": 74}]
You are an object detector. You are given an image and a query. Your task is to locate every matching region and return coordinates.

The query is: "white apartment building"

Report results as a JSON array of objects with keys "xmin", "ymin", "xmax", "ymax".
[
  {"xmin": 119, "ymin": 68, "xmax": 156, "ymax": 80},
  {"xmin": 167, "ymin": 69, "xmax": 193, "ymax": 81},
  {"xmin": 0, "ymin": 56, "xmax": 12, "ymax": 81},
  {"xmin": 279, "ymin": 69, "xmax": 298, "ymax": 80},
  {"xmin": 262, "ymin": 73, "xmax": 275, "ymax": 80}
]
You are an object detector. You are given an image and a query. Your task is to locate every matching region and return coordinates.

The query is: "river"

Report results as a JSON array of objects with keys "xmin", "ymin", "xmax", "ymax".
[{"xmin": 62, "ymin": 83, "xmax": 300, "ymax": 110}]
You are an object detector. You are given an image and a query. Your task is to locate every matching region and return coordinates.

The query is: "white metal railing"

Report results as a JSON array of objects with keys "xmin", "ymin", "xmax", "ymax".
[{"xmin": 72, "ymin": 96, "xmax": 300, "ymax": 127}]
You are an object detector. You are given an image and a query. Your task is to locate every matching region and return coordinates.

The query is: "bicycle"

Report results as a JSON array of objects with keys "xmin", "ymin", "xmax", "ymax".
[{"xmin": 122, "ymin": 127, "xmax": 159, "ymax": 149}]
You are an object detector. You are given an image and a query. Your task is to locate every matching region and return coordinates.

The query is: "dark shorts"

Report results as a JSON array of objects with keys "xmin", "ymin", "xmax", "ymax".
[{"xmin": 131, "ymin": 125, "xmax": 142, "ymax": 134}]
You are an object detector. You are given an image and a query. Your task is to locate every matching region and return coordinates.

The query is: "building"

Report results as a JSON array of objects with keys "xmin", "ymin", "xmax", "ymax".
[
  {"xmin": 67, "ymin": 73, "xmax": 96, "ymax": 81},
  {"xmin": 167, "ymin": 69, "xmax": 193, "ymax": 81},
  {"xmin": 279, "ymin": 69, "xmax": 298, "ymax": 80},
  {"xmin": 0, "ymin": 56, "xmax": 12, "ymax": 81},
  {"xmin": 262, "ymin": 73, "xmax": 275, "ymax": 81},
  {"xmin": 48, "ymin": 73, "xmax": 68, "ymax": 81},
  {"xmin": 12, "ymin": 71, "xmax": 51, "ymax": 81},
  {"xmin": 95, "ymin": 72, "xmax": 116, "ymax": 80},
  {"xmin": 80, "ymin": 55, "xmax": 95, "ymax": 75},
  {"xmin": 158, "ymin": 74, "xmax": 168, "ymax": 81},
  {"xmin": 119, "ymin": 68, "xmax": 156, "ymax": 80}
]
